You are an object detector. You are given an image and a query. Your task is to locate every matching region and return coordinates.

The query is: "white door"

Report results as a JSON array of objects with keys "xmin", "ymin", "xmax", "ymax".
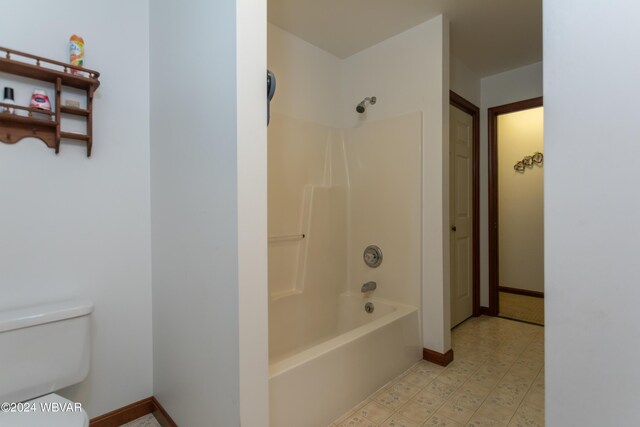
[{"xmin": 450, "ymin": 105, "xmax": 473, "ymax": 327}]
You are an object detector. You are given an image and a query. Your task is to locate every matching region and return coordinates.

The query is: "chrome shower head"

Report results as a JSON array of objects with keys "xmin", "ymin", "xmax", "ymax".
[{"xmin": 356, "ymin": 96, "xmax": 377, "ymax": 113}]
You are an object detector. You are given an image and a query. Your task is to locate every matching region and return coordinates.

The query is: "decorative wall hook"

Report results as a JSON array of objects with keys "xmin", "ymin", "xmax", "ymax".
[
  {"xmin": 514, "ymin": 152, "xmax": 543, "ymax": 173},
  {"xmin": 532, "ymin": 152, "xmax": 543, "ymax": 164}
]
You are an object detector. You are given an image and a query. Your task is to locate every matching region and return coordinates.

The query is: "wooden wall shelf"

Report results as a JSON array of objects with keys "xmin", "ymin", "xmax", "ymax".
[{"xmin": 0, "ymin": 46, "xmax": 100, "ymax": 157}]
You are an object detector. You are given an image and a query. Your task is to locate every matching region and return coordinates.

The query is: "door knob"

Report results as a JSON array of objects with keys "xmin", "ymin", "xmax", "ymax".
[{"xmin": 451, "ymin": 226, "xmax": 457, "ymax": 232}]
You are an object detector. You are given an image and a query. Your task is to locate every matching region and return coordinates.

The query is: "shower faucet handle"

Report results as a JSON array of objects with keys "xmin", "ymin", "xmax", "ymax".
[{"xmin": 361, "ymin": 281, "xmax": 377, "ymax": 293}]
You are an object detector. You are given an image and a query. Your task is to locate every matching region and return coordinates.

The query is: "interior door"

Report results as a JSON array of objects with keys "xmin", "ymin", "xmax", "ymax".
[{"xmin": 450, "ymin": 105, "xmax": 473, "ymax": 327}]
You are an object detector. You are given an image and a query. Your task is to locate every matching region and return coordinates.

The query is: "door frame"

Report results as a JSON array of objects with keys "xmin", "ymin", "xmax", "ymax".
[
  {"xmin": 449, "ymin": 91, "xmax": 480, "ymax": 318},
  {"xmin": 487, "ymin": 96, "xmax": 543, "ymax": 316}
]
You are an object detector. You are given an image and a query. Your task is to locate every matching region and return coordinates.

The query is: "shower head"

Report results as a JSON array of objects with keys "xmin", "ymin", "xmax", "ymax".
[{"xmin": 356, "ymin": 96, "xmax": 377, "ymax": 114}]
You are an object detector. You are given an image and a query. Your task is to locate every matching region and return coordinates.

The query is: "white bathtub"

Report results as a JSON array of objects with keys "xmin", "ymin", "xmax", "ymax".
[{"xmin": 269, "ymin": 294, "xmax": 421, "ymax": 427}]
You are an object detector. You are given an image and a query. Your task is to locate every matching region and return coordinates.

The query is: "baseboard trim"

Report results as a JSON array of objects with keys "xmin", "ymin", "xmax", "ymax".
[
  {"xmin": 499, "ymin": 286, "xmax": 544, "ymax": 299},
  {"xmin": 89, "ymin": 397, "xmax": 177, "ymax": 427},
  {"xmin": 422, "ymin": 348, "xmax": 454, "ymax": 366},
  {"xmin": 151, "ymin": 397, "xmax": 178, "ymax": 427}
]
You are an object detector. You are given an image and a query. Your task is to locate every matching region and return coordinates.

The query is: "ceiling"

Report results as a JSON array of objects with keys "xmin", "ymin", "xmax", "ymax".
[{"xmin": 268, "ymin": 0, "xmax": 542, "ymax": 77}]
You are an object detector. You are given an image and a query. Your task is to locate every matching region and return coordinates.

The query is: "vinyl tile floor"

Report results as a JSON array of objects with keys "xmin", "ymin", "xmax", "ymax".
[
  {"xmin": 330, "ymin": 315, "xmax": 544, "ymax": 427},
  {"xmin": 120, "ymin": 413, "xmax": 161, "ymax": 427}
]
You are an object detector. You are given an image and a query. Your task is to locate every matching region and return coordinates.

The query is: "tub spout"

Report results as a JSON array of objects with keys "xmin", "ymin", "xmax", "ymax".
[{"xmin": 361, "ymin": 281, "xmax": 377, "ymax": 293}]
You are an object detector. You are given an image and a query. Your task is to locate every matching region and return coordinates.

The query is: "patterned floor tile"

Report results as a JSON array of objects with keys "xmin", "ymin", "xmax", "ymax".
[
  {"xmin": 473, "ymin": 401, "xmax": 517, "ymax": 425},
  {"xmin": 335, "ymin": 414, "xmax": 377, "ymax": 427},
  {"xmin": 335, "ymin": 317, "xmax": 544, "ymax": 427},
  {"xmin": 395, "ymin": 398, "xmax": 437, "ymax": 423},
  {"xmin": 466, "ymin": 415, "xmax": 507, "ymax": 426},
  {"xmin": 379, "ymin": 414, "xmax": 423, "ymax": 427},
  {"xmin": 387, "ymin": 379, "xmax": 422, "ymax": 399},
  {"xmin": 507, "ymin": 401, "xmax": 544, "ymax": 427},
  {"xmin": 412, "ymin": 360, "xmax": 447, "ymax": 377},
  {"xmin": 356, "ymin": 400, "xmax": 395, "ymax": 424},
  {"xmin": 374, "ymin": 388, "xmax": 412, "ymax": 410},
  {"xmin": 424, "ymin": 379, "xmax": 458, "ymax": 400},
  {"xmin": 423, "ymin": 414, "xmax": 464, "ymax": 426},
  {"xmin": 120, "ymin": 414, "xmax": 161, "ymax": 427},
  {"xmin": 402, "ymin": 371, "xmax": 437, "ymax": 388},
  {"xmin": 435, "ymin": 398, "xmax": 477, "ymax": 424}
]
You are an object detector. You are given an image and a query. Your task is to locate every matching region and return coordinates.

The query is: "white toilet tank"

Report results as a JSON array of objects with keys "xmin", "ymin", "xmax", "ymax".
[{"xmin": 0, "ymin": 300, "xmax": 93, "ymax": 403}]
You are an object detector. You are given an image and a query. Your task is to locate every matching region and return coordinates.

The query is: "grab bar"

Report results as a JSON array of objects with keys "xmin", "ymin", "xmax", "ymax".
[{"xmin": 268, "ymin": 234, "xmax": 305, "ymax": 243}]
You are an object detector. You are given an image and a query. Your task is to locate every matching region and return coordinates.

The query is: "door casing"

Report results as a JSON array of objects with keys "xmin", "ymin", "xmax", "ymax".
[{"xmin": 487, "ymin": 97, "xmax": 544, "ymax": 316}]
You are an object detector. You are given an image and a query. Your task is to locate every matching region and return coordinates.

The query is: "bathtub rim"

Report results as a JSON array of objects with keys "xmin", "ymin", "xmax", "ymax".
[{"xmin": 269, "ymin": 294, "xmax": 418, "ymax": 378}]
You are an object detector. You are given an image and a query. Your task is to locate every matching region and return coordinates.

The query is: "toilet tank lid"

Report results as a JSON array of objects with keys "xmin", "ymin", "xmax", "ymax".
[{"xmin": 0, "ymin": 300, "xmax": 93, "ymax": 333}]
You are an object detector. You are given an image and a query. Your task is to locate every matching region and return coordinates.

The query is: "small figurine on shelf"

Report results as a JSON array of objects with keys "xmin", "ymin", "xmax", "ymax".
[{"xmin": 3, "ymin": 87, "xmax": 16, "ymax": 114}]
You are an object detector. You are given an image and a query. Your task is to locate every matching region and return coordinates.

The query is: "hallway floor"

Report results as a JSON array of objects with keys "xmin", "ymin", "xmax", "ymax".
[
  {"xmin": 499, "ymin": 292, "xmax": 544, "ymax": 326},
  {"xmin": 330, "ymin": 316, "xmax": 544, "ymax": 427}
]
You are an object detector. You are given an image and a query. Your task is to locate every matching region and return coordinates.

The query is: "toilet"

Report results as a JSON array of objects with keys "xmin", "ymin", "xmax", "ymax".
[{"xmin": 0, "ymin": 300, "xmax": 93, "ymax": 426}]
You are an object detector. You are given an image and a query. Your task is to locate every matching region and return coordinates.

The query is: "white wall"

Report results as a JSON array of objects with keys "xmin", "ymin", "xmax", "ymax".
[
  {"xmin": 545, "ymin": 1, "xmax": 640, "ymax": 424},
  {"xmin": 498, "ymin": 108, "xmax": 544, "ymax": 293},
  {"xmin": 268, "ymin": 24, "xmax": 343, "ymax": 128},
  {"xmin": 342, "ymin": 16, "xmax": 451, "ymax": 353},
  {"xmin": 237, "ymin": 0, "xmax": 269, "ymax": 423},
  {"xmin": 150, "ymin": 0, "xmax": 268, "ymax": 425},
  {"xmin": 451, "ymin": 56, "xmax": 481, "ymax": 107},
  {"xmin": 479, "ymin": 62, "xmax": 543, "ymax": 306},
  {"xmin": 0, "ymin": 0, "xmax": 152, "ymax": 418}
]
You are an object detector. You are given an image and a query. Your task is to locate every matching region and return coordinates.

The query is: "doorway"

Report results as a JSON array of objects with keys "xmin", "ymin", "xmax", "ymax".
[
  {"xmin": 488, "ymin": 97, "xmax": 544, "ymax": 324},
  {"xmin": 449, "ymin": 91, "xmax": 480, "ymax": 328}
]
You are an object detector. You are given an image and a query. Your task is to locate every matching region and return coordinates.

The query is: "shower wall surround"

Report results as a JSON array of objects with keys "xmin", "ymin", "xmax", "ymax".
[
  {"xmin": 267, "ymin": 112, "xmax": 421, "ymax": 358},
  {"xmin": 345, "ymin": 114, "xmax": 422, "ymax": 306},
  {"xmin": 267, "ymin": 116, "xmax": 347, "ymax": 301},
  {"xmin": 268, "ymin": 15, "xmax": 448, "ymax": 425},
  {"xmin": 268, "ymin": 13, "xmax": 450, "ymax": 355}
]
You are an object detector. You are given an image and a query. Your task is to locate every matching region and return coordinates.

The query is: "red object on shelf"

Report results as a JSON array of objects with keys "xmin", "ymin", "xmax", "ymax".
[{"xmin": 30, "ymin": 89, "xmax": 52, "ymax": 111}]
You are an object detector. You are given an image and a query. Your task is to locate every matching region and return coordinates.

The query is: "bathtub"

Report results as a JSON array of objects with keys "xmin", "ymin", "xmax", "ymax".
[{"xmin": 269, "ymin": 294, "xmax": 421, "ymax": 427}]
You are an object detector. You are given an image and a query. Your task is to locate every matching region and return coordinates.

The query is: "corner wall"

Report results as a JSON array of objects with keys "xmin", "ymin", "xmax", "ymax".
[
  {"xmin": 150, "ymin": 0, "xmax": 268, "ymax": 424},
  {"xmin": 237, "ymin": 0, "xmax": 269, "ymax": 423},
  {"xmin": 341, "ymin": 15, "xmax": 451, "ymax": 353},
  {"xmin": 0, "ymin": 0, "xmax": 152, "ymax": 417},
  {"xmin": 268, "ymin": 23, "xmax": 343, "ymax": 128},
  {"xmin": 451, "ymin": 56, "xmax": 481, "ymax": 107},
  {"xmin": 545, "ymin": 0, "xmax": 640, "ymax": 424}
]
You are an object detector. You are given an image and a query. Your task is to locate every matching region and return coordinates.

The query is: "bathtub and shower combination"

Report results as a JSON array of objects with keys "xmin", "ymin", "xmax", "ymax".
[
  {"xmin": 267, "ymin": 95, "xmax": 423, "ymax": 424},
  {"xmin": 269, "ymin": 293, "xmax": 420, "ymax": 427}
]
